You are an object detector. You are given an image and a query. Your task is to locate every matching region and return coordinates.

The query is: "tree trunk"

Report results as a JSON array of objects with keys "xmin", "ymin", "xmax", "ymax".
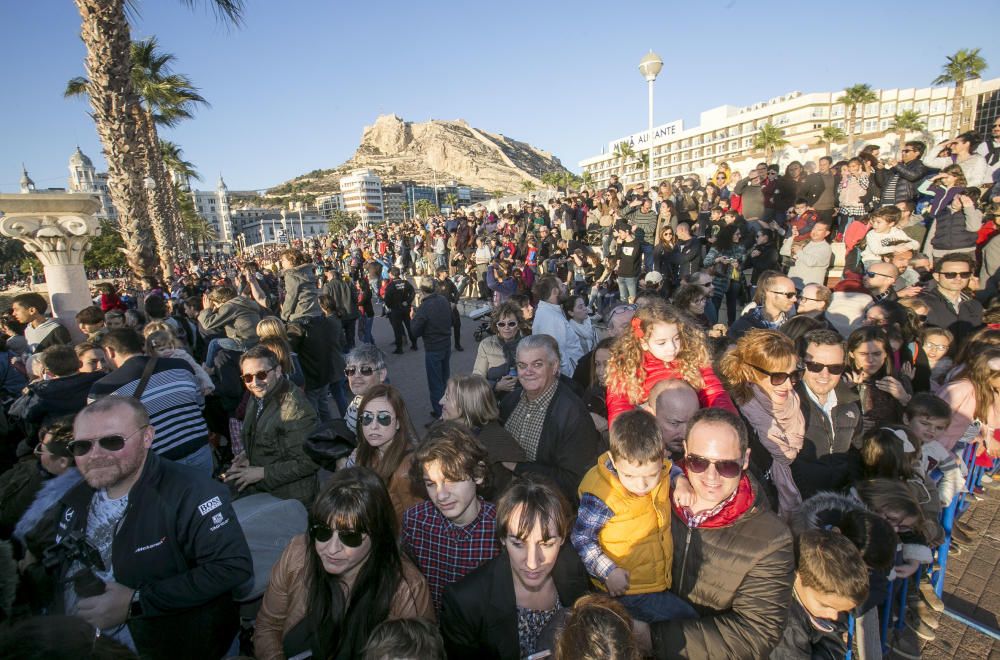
[
  {"xmin": 953, "ymin": 80, "xmax": 965, "ymax": 133},
  {"xmin": 847, "ymin": 106, "xmax": 857, "ymax": 157},
  {"xmin": 75, "ymin": 0, "xmax": 157, "ymax": 278},
  {"xmin": 137, "ymin": 108, "xmax": 176, "ymax": 278}
]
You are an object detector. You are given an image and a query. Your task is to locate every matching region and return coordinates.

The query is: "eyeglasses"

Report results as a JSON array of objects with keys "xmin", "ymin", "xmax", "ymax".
[
  {"xmin": 937, "ymin": 271, "xmax": 972, "ymax": 279},
  {"xmin": 798, "ymin": 296, "xmax": 822, "ymax": 303},
  {"xmin": 496, "ymin": 320, "xmax": 518, "ymax": 328},
  {"xmin": 241, "ymin": 367, "xmax": 276, "ymax": 384},
  {"xmin": 864, "ymin": 271, "xmax": 893, "ymax": 279},
  {"xmin": 33, "ymin": 443, "xmax": 54, "ymax": 457},
  {"xmin": 748, "ymin": 363, "xmax": 801, "ymax": 386},
  {"xmin": 345, "ymin": 365, "xmax": 376, "ymax": 377},
  {"xmin": 68, "ymin": 426, "xmax": 148, "ymax": 457},
  {"xmin": 685, "ymin": 454, "xmax": 743, "ymax": 478},
  {"xmin": 308, "ymin": 523, "xmax": 365, "ymax": 547},
  {"xmin": 803, "ymin": 360, "xmax": 846, "ymax": 376},
  {"xmin": 924, "ymin": 341, "xmax": 950, "ymax": 351},
  {"xmin": 361, "ymin": 411, "xmax": 394, "ymax": 427},
  {"xmin": 769, "ymin": 290, "xmax": 798, "ymax": 300}
]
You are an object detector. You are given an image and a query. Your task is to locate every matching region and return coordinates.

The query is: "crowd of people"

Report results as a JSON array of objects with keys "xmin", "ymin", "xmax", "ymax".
[{"xmin": 0, "ymin": 123, "xmax": 999, "ymax": 659}]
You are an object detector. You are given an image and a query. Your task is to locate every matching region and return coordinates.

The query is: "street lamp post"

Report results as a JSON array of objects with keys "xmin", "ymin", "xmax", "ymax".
[{"xmin": 638, "ymin": 51, "xmax": 663, "ymax": 194}]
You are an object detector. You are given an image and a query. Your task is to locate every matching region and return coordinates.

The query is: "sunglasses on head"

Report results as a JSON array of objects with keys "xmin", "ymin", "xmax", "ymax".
[
  {"xmin": 241, "ymin": 367, "xmax": 275, "ymax": 384},
  {"xmin": 938, "ymin": 271, "xmax": 972, "ymax": 279},
  {"xmin": 685, "ymin": 454, "xmax": 742, "ymax": 478},
  {"xmin": 803, "ymin": 360, "xmax": 845, "ymax": 376},
  {"xmin": 68, "ymin": 426, "xmax": 148, "ymax": 457},
  {"xmin": 361, "ymin": 411, "xmax": 394, "ymax": 427},
  {"xmin": 345, "ymin": 365, "xmax": 376, "ymax": 377},
  {"xmin": 749, "ymin": 363, "xmax": 801, "ymax": 386},
  {"xmin": 308, "ymin": 523, "xmax": 365, "ymax": 547}
]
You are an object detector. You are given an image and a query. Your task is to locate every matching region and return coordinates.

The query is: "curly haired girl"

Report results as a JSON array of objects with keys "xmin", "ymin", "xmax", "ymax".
[{"xmin": 605, "ymin": 300, "xmax": 735, "ymax": 424}]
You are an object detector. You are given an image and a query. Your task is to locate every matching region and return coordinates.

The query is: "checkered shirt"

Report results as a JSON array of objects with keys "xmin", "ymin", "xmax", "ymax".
[
  {"xmin": 401, "ymin": 498, "xmax": 499, "ymax": 612},
  {"xmin": 503, "ymin": 382, "xmax": 558, "ymax": 461}
]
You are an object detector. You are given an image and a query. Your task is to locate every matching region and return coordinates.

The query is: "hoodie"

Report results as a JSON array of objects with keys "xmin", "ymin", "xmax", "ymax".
[
  {"xmin": 281, "ymin": 263, "xmax": 323, "ymax": 322},
  {"xmin": 198, "ymin": 296, "xmax": 263, "ymax": 346}
]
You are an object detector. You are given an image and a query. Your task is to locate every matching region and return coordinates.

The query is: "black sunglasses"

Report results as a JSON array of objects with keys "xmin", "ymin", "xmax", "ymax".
[
  {"xmin": 803, "ymin": 360, "xmax": 845, "ymax": 376},
  {"xmin": 68, "ymin": 426, "xmax": 148, "ymax": 457},
  {"xmin": 685, "ymin": 454, "xmax": 742, "ymax": 479},
  {"xmin": 769, "ymin": 290, "xmax": 798, "ymax": 300},
  {"xmin": 749, "ymin": 363, "xmax": 801, "ymax": 386},
  {"xmin": 864, "ymin": 271, "xmax": 892, "ymax": 279},
  {"xmin": 361, "ymin": 411, "xmax": 394, "ymax": 427},
  {"xmin": 496, "ymin": 320, "xmax": 518, "ymax": 328},
  {"xmin": 308, "ymin": 523, "xmax": 365, "ymax": 548},
  {"xmin": 938, "ymin": 271, "xmax": 972, "ymax": 279},
  {"xmin": 241, "ymin": 367, "xmax": 275, "ymax": 384},
  {"xmin": 345, "ymin": 365, "xmax": 376, "ymax": 377}
]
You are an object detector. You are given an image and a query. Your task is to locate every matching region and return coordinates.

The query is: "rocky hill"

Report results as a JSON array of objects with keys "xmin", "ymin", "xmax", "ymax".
[{"xmin": 268, "ymin": 114, "xmax": 569, "ymax": 196}]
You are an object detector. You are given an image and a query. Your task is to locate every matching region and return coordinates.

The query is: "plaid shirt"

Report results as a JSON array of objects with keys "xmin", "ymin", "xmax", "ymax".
[
  {"xmin": 504, "ymin": 382, "xmax": 558, "ymax": 461},
  {"xmin": 571, "ymin": 457, "xmax": 684, "ymax": 581},
  {"xmin": 401, "ymin": 499, "xmax": 499, "ymax": 612}
]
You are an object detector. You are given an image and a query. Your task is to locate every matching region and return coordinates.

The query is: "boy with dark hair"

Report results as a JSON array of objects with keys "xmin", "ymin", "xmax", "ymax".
[
  {"xmin": 572, "ymin": 408, "xmax": 695, "ymax": 622},
  {"xmin": 402, "ymin": 421, "xmax": 498, "ymax": 612},
  {"xmin": 8, "ymin": 345, "xmax": 103, "ymax": 441},
  {"xmin": 75, "ymin": 305, "xmax": 106, "ymax": 340},
  {"xmin": 770, "ymin": 528, "xmax": 870, "ymax": 659},
  {"xmin": 904, "ymin": 393, "xmax": 962, "ymax": 508},
  {"xmin": 11, "ymin": 292, "xmax": 71, "ymax": 353}
]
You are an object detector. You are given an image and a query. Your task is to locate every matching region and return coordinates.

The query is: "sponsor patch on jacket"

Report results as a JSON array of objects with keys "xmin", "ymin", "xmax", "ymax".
[
  {"xmin": 198, "ymin": 496, "xmax": 222, "ymax": 516},
  {"xmin": 135, "ymin": 537, "xmax": 166, "ymax": 553}
]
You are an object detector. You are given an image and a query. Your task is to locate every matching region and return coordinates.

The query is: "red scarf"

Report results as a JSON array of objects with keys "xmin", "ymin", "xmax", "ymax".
[{"xmin": 672, "ymin": 472, "xmax": 755, "ymax": 529}]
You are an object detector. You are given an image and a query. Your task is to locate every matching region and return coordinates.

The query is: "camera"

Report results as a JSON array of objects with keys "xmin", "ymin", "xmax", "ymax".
[{"xmin": 43, "ymin": 530, "xmax": 107, "ymax": 598}]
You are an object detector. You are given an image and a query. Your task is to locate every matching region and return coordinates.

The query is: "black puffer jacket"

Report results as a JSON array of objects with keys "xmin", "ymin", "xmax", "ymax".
[
  {"xmin": 651, "ymin": 475, "xmax": 794, "ymax": 659},
  {"xmin": 791, "ymin": 381, "xmax": 863, "ymax": 499}
]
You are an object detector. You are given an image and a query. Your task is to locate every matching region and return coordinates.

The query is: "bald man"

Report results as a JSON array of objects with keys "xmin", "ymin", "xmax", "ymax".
[
  {"xmin": 644, "ymin": 379, "xmax": 700, "ymax": 459},
  {"xmin": 827, "ymin": 263, "xmax": 899, "ymax": 337}
]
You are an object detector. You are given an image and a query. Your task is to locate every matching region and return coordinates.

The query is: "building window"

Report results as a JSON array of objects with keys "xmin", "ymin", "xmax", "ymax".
[
  {"xmin": 863, "ymin": 102, "xmax": 878, "ymax": 116},
  {"xmin": 832, "ymin": 104, "xmax": 845, "ymax": 117},
  {"xmin": 864, "ymin": 119, "xmax": 877, "ymax": 132},
  {"xmin": 882, "ymin": 102, "xmax": 895, "ymax": 116},
  {"xmin": 930, "ymin": 100, "xmax": 946, "ymax": 113},
  {"xmin": 930, "ymin": 116, "xmax": 944, "ymax": 129}
]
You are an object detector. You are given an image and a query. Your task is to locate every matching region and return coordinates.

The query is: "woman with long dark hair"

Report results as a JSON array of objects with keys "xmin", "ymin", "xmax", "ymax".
[
  {"xmin": 845, "ymin": 326, "xmax": 911, "ymax": 430},
  {"xmin": 702, "ymin": 223, "xmax": 747, "ymax": 325},
  {"xmin": 936, "ymin": 345, "xmax": 1000, "ymax": 459},
  {"xmin": 255, "ymin": 467, "xmax": 434, "ymax": 660}
]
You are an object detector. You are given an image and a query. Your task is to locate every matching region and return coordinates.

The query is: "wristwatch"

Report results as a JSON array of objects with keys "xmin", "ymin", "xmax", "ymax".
[{"xmin": 129, "ymin": 589, "xmax": 143, "ymax": 619}]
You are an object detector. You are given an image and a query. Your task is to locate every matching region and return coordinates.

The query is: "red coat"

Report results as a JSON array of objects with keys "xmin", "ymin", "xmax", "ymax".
[{"xmin": 606, "ymin": 351, "xmax": 736, "ymax": 424}]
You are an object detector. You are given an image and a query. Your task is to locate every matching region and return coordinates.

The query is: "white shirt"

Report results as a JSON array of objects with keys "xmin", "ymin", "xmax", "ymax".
[{"xmin": 532, "ymin": 300, "xmax": 583, "ymax": 377}]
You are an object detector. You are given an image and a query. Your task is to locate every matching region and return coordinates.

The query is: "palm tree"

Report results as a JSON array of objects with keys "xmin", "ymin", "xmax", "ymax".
[
  {"xmin": 540, "ymin": 171, "xmax": 559, "ymax": 191},
  {"xmin": 520, "ymin": 180, "xmax": 536, "ymax": 197},
  {"xmin": 580, "ymin": 171, "xmax": 595, "ymax": 192},
  {"xmin": 635, "ymin": 153, "xmax": 650, "ymax": 182},
  {"xmin": 443, "ymin": 193, "xmax": 459, "ymax": 211},
  {"xmin": 415, "ymin": 199, "xmax": 439, "ymax": 218},
  {"xmin": 71, "ymin": 0, "xmax": 243, "ymax": 277},
  {"xmin": 491, "ymin": 189, "xmax": 505, "ymax": 201},
  {"xmin": 159, "ymin": 139, "xmax": 200, "ymax": 262},
  {"xmin": 752, "ymin": 123, "xmax": 789, "ymax": 164},
  {"xmin": 613, "ymin": 142, "xmax": 636, "ymax": 180},
  {"xmin": 841, "ymin": 84, "xmax": 879, "ymax": 157},
  {"xmin": 815, "ymin": 126, "xmax": 847, "ymax": 157},
  {"xmin": 889, "ymin": 111, "xmax": 927, "ymax": 150},
  {"xmin": 933, "ymin": 48, "xmax": 988, "ymax": 133},
  {"xmin": 401, "ymin": 201, "xmax": 410, "ymax": 221}
]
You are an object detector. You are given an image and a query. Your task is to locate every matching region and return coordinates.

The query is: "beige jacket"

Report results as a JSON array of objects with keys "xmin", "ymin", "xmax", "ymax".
[{"xmin": 254, "ymin": 535, "xmax": 434, "ymax": 660}]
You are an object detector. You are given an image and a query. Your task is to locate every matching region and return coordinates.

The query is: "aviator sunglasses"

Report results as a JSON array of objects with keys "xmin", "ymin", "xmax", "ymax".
[
  {"xmin": 361, "ymin": 411, "xmax": 394, "ymax": 427},
  {"xmin": 241, "ymin": 367, "xmax": 275, "ymax": 384},
  {"xmin": 308, "ymin": 523, "xmax": 365, "ymax": 547},
  {"xmin": 67, "ymin": 426, "xmax": 149, "ymax": 457},
  {"xmin": 685, "ymin": 454, "xmax": 743, "ymax": 479},
  {"xmin": 345, "ymin": 365, "xmax": 376, "ymax": 377}
]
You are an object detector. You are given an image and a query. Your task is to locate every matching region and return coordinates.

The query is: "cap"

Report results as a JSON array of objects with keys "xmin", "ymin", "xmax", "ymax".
[{"xmin": 644, "ymin": 271, "xmax": 664, "ymax": 285}]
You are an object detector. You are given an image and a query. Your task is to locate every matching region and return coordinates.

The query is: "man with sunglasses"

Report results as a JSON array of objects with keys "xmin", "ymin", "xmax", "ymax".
[
  {"xmin": 919, "ymin": 253, "xmax": 983, "ymax": 350},
  {"xmin": 791, "ymin": 330, "xmax": 863, "ymax": 499},
  {"xmin": 635, "ymin": 407, "xmax": 793, "ymax": 658},
  {"xmin": 39, "ymin": 397, "xmax": 252, "ymax": 657},
  {"xmin": 727, "ymin": 275, "xmax": 798, "ymax": 341},
  {"xmin": 876, "ymin": 141, "xmax": 929, "ymax": 207},
  {"xmin": 828, "ymin": 262, "xmax": 899, "ymax": 338},
  {"xmin": 225, "ymin": 345, "xmax": 318, "ymax": 505}
]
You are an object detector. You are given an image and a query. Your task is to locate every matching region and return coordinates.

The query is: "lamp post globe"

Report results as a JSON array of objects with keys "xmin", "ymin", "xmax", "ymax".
[{"xmin": 638, "ymin": 51, "xmax": 663, "ymax": 193}]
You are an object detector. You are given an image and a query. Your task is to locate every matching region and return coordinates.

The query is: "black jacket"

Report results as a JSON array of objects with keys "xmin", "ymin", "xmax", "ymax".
[
  {"xmin": 769, "ymin": 597, "xmax": 848, "ymax": 660},
  {"xmin": 919, "ymin": 288, "xmax": 983, "ymax": 350},
  {"xmin": 8, "ymin": 370, "xmax": 104, "ymax": 439},
  {"xmin": 441, "ymin": 544, "xmax": 590, "ymax": 660},
  {"xmin": 321, "ymin": 277, "xmax": 358, "ymax": 320},
  {"xmin": 45, "ymin": 452, "xmax": 253, "ymax": 660},
  {"xmin": 288, "ymin": 314, "xmax": 335, "ymax": 390},
  {"xmin": 383, "ymin": 278, "xmax": 415, "ymax": 311},
  {"xmin": 791, "ymin": 381, "xmax": 863, "ymax": 499},
  {"xmin": 498, "ymin": 381, "xmax": 603, "ymax": 503},
  {"xmin": 411, "ymin": 293, "xmax": 453, "ymax": 352},
  {"xmin": 875, "ymin": 159, "xmax": 931, "ymax": 205},
  {"xmin": 667, "ymin": 238, "xmax": 704, "ymax": 280},
  {"xmin": 930, "ymin": 208, "xmax": 979, "ymax": 251}
]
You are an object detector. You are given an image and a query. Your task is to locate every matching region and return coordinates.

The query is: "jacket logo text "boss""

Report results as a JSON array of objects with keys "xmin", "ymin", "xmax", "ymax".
[{"xmin": 198, "ymin": 496, "xmax": 222, "ymax": 516}]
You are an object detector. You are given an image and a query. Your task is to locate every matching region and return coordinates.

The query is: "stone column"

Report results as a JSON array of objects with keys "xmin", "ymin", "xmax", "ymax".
[{"xmin": 0, "ymin": 194, "xmax": 102, "ymax": 342}]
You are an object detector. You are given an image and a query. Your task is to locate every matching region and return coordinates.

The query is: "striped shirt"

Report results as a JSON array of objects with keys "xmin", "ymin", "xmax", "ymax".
[{"xmin": 88, "ymin": 355, "xmax": 209, "ymax": 460}]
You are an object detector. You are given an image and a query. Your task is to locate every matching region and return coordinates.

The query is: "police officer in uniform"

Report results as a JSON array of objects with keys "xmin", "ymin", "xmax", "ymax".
[{"xmin": 383, "ymin": 267, "xmax": 417, "ymax": 354}]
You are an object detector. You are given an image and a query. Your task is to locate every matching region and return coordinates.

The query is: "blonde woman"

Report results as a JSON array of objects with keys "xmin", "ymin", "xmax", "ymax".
[
  {"xmin": 472, "ymin": 301, "xmax": 524, "ymax": 396},
  {"xmin": 144, "ymin": 321, "xmax": 214, "ymax": 394}
]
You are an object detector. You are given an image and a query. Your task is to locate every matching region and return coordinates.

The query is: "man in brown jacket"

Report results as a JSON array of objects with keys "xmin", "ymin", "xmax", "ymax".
[{"xmin": 635, "ymin": 408, "xmax": 794, "ymax": 659}]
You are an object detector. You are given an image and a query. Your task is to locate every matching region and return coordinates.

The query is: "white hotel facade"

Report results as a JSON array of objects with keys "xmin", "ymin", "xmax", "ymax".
[{"xmin": 579, "ymin": 77, "xmax": 1000, "ymax": 189}]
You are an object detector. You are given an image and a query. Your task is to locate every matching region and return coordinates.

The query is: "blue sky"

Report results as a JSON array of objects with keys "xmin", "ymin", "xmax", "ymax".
[{"xmin": 2, "ymin": 0, "xmax": 998, "ymax": 193}]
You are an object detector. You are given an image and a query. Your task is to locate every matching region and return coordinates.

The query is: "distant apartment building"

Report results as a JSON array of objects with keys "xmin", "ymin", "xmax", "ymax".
[
  {"xmin": 339, "ymin": 168, "xmax": 384, "ymax": 224},
  {"xmin": 579, "ymin": 77, "xmax": 1000, "ymax": 189},
  {"xmin": 315, "ymin": 192, "xmax": 344, "ymax": 220},
  {"xmin": 381, "ymin": 184, "xmax": 406, "ymax": 223},
  {"xmin": 231, "ymin": 206, "xmax": 327, "ymax": 247},
  {"xmin": 399, "ymin": 180, "xmax": 488, "ymax": 214}
]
